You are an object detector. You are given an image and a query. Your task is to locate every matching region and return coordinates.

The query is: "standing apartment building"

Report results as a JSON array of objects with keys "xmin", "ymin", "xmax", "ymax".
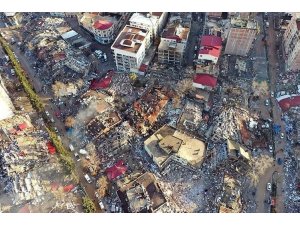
[
  {"xmin": 129, "ymin": 12, "xmax": 168, "ymax": 40},
  {"xmin": 78, "ymin": 13, "xmax": 119, "ymax": 44},
  {"xmin": 224, "ymin": 17, "xmax": 258, "ymax": 56},
  {"xmin": 111, "ymin": 25, "xmax": 150, "ymax": 72},
  {"xmin": 283, "ymin": 13, "xmax": 300, "ymax": 71},
  {"xmin": 157, "ymin": 13, "xmax": 191, "ymax": 66}
]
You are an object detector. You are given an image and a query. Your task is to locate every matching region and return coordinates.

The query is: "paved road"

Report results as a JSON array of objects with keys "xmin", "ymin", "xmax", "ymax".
[
  {"xmin": 266, "ymin": 12, "xmax": 286, "ymax": 213},
  {"xmin": 255, "ymin": 12, "xmax": 286, "ymax": 213},
  {"xmin": 1, "ymin": 28, "xmax": 102, "ymax": 212}
]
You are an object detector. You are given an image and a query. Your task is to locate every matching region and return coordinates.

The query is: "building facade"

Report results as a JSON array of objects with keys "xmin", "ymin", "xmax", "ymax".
[
  {"xmin": 283, "ymin": 13, "xmax": 300, "ymax": 71},
  {"xmin": 157, "ymin": 13, "xmax": 191, "ymax": 66},
  {"xmin": 111, "ymin": 25, "xmax": 150, "ymax": 72},
  {"xmin": 224, "ymin": 18, "xmax": 258, "ymax": 56}
]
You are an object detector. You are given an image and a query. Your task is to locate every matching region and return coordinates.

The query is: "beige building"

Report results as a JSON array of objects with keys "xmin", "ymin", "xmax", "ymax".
[
  {"xmin": 158, "ymin": 25, "xmax": 190, "ymax": 66},
  {"xmin": 78, "ymin": 13, "xmax": 118, "ymax": 44},
  {"xmin": 111, "ymin": 25, "xmax": 151, "ymax": 72},
  {"xmin": 224, "ymin": 17, "xmax": 258, "ymax": 56},
  {"xmin": 144, "ymin": 125, "xmax": 206, "ymax": 170},
  {"xmin": 283, "ymin": 13, "xmax": 300, "ymax": 71}
]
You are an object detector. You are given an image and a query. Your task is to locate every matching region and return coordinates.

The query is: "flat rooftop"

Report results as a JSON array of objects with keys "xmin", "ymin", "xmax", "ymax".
[
  {"xmin": 112, "ymin": 25, "xmax": 149, "ymax": 54},
  {"xmin": 231, "ymin": 18, "xmax": 257, "ymax": 29},
  {"xmin": 144, "ymin": 125, "xmax": 206, "ymax": 168},
  {"xmin": 162, "ymin": 25, "xmax": 190, "ymax": 42}
]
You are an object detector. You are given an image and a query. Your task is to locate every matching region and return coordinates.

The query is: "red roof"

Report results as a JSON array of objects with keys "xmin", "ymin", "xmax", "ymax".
[
  {"xmin": 193, "ymin": 74, "xmax": 217, "ymax": 88},
  {"xmin": 93, "ymin": 20, "xmax": 113, "ymax": 30},
  {"xmin": 105, "ymin": 160, "xmax": 127, "ymax": 180},
  {"xmin": 47, "ymin": 141, "xmax": 56, "ymax": 154},
  {"xmin": 90, "ymin": 75, "xmax": 113, "ymax": 90},
  {"xmin": 63, "ymin": 184, "xmax": 74, "ymax": 192},
  {"xmin": 18, "ymin": 122, "xmax": 27, "ymax": 131},
  {"xmin": 198, "ymin": 35, "xmax": 222, "ymax": 58},
  {"xmin": 278, "ymin": 95, "xmax": 300, "ymax": 111},
  {"xmin": 139, "ymin": 64, "xmax": 148, "ymax": 72}
]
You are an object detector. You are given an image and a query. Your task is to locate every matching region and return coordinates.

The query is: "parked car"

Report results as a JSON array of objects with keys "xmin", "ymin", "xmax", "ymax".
[
  {"xmin": 99, "ymin": 201, "xmax": 105, "ymax": 210},
  {"xmin": 280, "ymin": 132, "xmax": 284, "ymax": 139},
  {"xmin": 74, "ymin": 152, "xmax": 80, "ymax": 161},
  {"xmin": 267, "ymin": 183, "xmax": 272, "ymax": 191},
  {"xmin": 265, "ymin": 99, "xmax": 270, "ymax": 106},
  {"xmin": 84, "ymin": 174, "xmax": 92, "ymax": 184},
  {"xmin": 271, "ymin": 91, "xmax": 274, "ymax": 97},
  {"xmin": 269, "ymin": 145, "xmax": 273, "ymax": 153},
  {"xmin": 45, "ymin": 111, "xmax": 50, "ymax": 116},
  {"xmin": 95, "ymin": 191, "xmax": 99, "ymax": 199}
]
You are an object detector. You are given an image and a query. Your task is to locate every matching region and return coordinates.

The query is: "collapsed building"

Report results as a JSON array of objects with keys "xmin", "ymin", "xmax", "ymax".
[
  {"xmin": 131, "ymin": 86, "xmax": 170, "ymax": 134},
  {"xmin": 0, "ymin": 115, "xmax": 77, "ymax": 211},
  {"xmin": 117, "ymin": 172, "xmax": 167, "ymax": 213},
  {"xmin": 144, "ymin": 125, "xmax": 206, "ymax": 170},
  {"xmin": 87, "ymin": 110, "xmax": 122, "ymax": 139},
  {"xmin": 218, "ymin": 174, "xmax": 242, "ymax": 213}
]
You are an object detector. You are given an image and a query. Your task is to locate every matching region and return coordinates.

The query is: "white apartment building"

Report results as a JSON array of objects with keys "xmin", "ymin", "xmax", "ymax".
[
  {"xmin": 283, "ymin": 13, "xmax": 300, "ymax": 71},
  {"xmin": 111, "ymin": 25, "xmax": 150, "ymax": 72},
  {"xmin": 129, "ymin": 12, "xmax": 168, "ymax": 40}
]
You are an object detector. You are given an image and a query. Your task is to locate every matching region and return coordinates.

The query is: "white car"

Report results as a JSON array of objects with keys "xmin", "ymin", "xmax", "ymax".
[
  {"xmin": 269, "ymin": 145, "xmax": 273, "ymax": 153},
  {"xmin": 280, "ymin": 132, "xmax": 284, "ymax": 139},
  {"xmin": 265, "ymin": 99, "xmax": 270, "ymax": 106},
  {"xmin": 99, "ymin": 201, "xmax": 105, "ymax": 210},
  {"xmin": 271, "ymin": 91, "xmax": 274, "ymax": 97},
  {"xmin": 84, "ymin": 174, "xmax": 92, "ymax": 184},
  {"xmin": 267, "ymin": 183, "xmax": 272, "ymax": 191}
]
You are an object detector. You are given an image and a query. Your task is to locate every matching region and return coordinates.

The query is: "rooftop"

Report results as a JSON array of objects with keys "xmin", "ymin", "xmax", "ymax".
[
  {"xmin": 129, "ymin": 13, "xmax": 158, "ymax": 27},
  {"xmin": 112, "ymin": 25, "xmax": 149, "ymax": 53},
  {"xmin": 93, "ymin": 20, "xmax": 113, "ymax": 30},
  {"xmin": 144, "ymin": 125, "xmax": 206, "ymax": 168},
  {"xmin": 231, "ymin": 18, "xmax": 257, "ymax": 29},
  {"xmin": 80, "ymin": 13, "xmax": 117, "ymax": 31},
  {"xmin": 193, "ymin": 74, "xmax": 218, "ymax": 88},
  {"xmin": 162, "ymin": 25, "xmax": 190, "ymax": 42},
  {"xmin": 198, "ymin": 35, "xmax": 222, "ymax": 58}
]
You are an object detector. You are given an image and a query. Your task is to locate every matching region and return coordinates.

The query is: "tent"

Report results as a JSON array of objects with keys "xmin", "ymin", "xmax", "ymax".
[{"xmin": 105, "ymin": 160, "xmax": 127, "ymax": 180}]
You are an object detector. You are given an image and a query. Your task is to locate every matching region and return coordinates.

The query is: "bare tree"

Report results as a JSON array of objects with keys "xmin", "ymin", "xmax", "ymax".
[{"xmin": 96, "ymin": 176, "xmax": 109, "ymax": 198}]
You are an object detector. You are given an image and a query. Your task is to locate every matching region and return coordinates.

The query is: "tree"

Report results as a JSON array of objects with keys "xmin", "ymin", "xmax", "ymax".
[
  {"xmin": 96, "ymin": 176, "xmax": 109, "ymax": 198},
  {"xmin": 65, "ymin": 116, "xmax": 76, "ymax": 128},
  {"xmin": 82, "ymin": 196, "xmax": 96, "ymax": 213}
]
